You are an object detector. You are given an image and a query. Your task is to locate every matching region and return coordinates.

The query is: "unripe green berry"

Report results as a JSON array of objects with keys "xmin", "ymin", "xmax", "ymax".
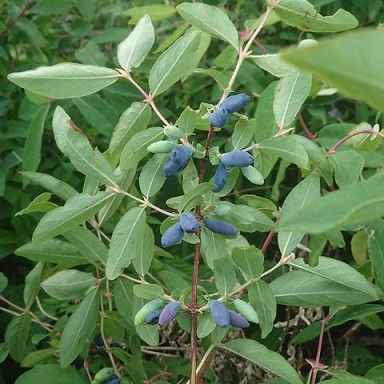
[{"xmin": 147, "ymin": 141, "xmax": 177, "ymax": 153}]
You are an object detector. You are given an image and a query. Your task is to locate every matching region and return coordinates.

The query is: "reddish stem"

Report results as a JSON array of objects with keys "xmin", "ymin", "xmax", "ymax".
[
  {"xmin": 261, "ymin": 229, "xmax": 275, "ymax": 253},
  {"xmin": 328, "ymin": 129, "xmax": 382, "ymax": 154},
  {"xmin": 298, "ymin": 112, "xmax": 316, "ymax": 140},
  {"xmin": 196, "ymin": 350, "xmax": 216, "ymax": 383}
]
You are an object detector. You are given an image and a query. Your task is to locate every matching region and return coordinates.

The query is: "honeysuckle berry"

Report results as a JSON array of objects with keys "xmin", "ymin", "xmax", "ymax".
[
  {"xmin": 228, "ymin": 310, "xmax": 250, "ymax": 328},
  {"xmin": 209, "ymin": 108, "xmax": 228, "ymax": 128},
  {"xmin": 163, "ymin": 125, "xmax": 183, "ymax": 139},
  {"xmin": 161, "ymin": 222, "xmax": 184, "ymax": 247},
  {"xmin": 234, "ymin": 299, "xmax": 259, "ymax": 324},
  {"xmin": 212, "ymin": 161, "xmax": 229, "ymax": 192},
  {"xmin": 163, "ymin": 157, "xmax": 185, "ymax": 177},
  {"xmin": 134, "ymin": 299, "xmax": 163, "ymax": 325},
  {"xmin": 221, "ymin": 150, "xmax": 253, "ymax": 168},
  {"xmin": 209, "ymin": 300, "xmax": 230, "ymax": 328},
  {"xmin": 145, "ymin": 309, "xmax": 163, "ymax": 324},
  {"xmin": 221, "ymin": 93, "xmax": 250, "ymax": 114},
  {"xmin": 179, "ymin": 212, "xmax": 199, "ymax": 233},
  {"xmin": 105, "ymin": 377, "xmax": 120, "ymax": 384},
  {"xmin": 158, "ymin": 301, "xmax": 181, "ymax": 326},
  {"xmin": 147, "ymin": 140, "xmax": 177, "ymax": 153},
  {"xmin": 93, "ymin": 368, "xmax": 116, "ymax": 384},
  {"xmin": 204, "ymin": 219, "xmax": 238, "ymax": 236},
  {"xmin": 170, "ymin": 145, "xmax": 193, "ymax": 165}
]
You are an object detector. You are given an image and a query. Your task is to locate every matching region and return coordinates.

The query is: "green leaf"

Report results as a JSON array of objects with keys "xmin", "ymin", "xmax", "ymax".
[
  {"xmin": 232, "ymin": 246, "xmax": 264, "ymax": 280},
  {"xmin": 240, "ymin": 165, "xmax": 264, "ymax": 185},
  {"xmin": 21, "ymin": 349, "xmax": 56, "ymax": 367},
  {"xmin": 41, "ymin": 270, "xmax": 95, "ymax": 300},
  {"xmin": 367, "ymin": 220, "xmax": 384, "ymax": 291},
  {"xmin": 135, "ymin": 324, "xmax": 159, "ymax": 346},
  {"xmin": 278, "ymin": 172, "xmax": 384, "ymax": 234},
  {"xmin": 275, "ymin": 0, "xmax": 358, "ymax": 32},
  {"xmin": 270, "ymin": 257, "xmax": 378, "ymax": 307},
  {"xmin": 232, "ymin": 118, "xmax": 257, "ymax": 150},
  {"xmin": 63, "ymin": 226, "xmax": 108, "ymax": 266},
  {"xmin": 195, "ymin": 68, "xmax": 230, "ymax": 90},
  {"xmin": 201, "ymin": 228, "xmax": 229, "ymax": 269},
  {"xmin": 8, "ymin": 63, "xmax": 119, "ymax": 99},
  {"xmin": 278, "ymin": 174, "xmax": 320, "ymax": 256},
  {"xmin": 109, "ymin": 102, "xmax": 152, "ymax": 155},
  {"xmin": 213, "ymin": 258, "xmax": 237, "ymax": 296},
  {"xmin": 24, "ymin": 262, "xmax": 45, "ymax": 308},
  {"xmin": 251, "ymin": 54, "xmax": 295, "ymax": 77},
  {"xmin": 366, "ymin": 363, "xmax": 384, "ymax": 384},
  {"xmin": 258, "ymin": 136, "xmax": 309, "ymax": 169},
  {"xmin": 139, "ymin": 154, "xmax": 167, "ymax": 197},
  {"xmin": 59, "ymin": 289, "xmax": 99, "ymax": 368},
  {"xmin": 75, "ymin": 40, "xmax": 105, "ymax": 66},
  {"xmin": 273, "ymin": 71, "xmax": 312, "ymax": 129},
  {"xmin": 0, "ymin": 272, "xmax": 8, "ymax": 293},
  {"xmin": 19, "ymin": 172, "xmax": 78, "ymax": 201},
  {"xmin": 22, "ymin": 105, "xmax": 49, "ymax": 187},
  {"xmin": 222, "ymin": 339, "xmax": 303, "ymax": 384},
  {"xmin": 15, "ymin": 364, "xmax": 85, "ymax": 384},
  {"xmin": 149, "ymin": 31, "xmax": 201, "ymax": 96},
  {"xmin": 281, "ymin": 30, "xmax": 384, "ymax": 112},
  {"xmin": 248, "ymin": 281, "xmax": 276, "ymax": 338},
  {"xmin": 120, "ymin": 127, "xmax": 163, "ymax": 170},
  {"xmin": 197, "ymin": 311, "xmax": 216, "ymax": 339},
  {"xmin": 16, "ymin": 192, "xmax": 56, "ymax": 216},
  {"xmin": 117, "ymin": 14, "xmax": 154, "ymax": 71},
  {"xmin": 32, "ymin": 192, "xmax": 113, "ymax": 243},
  {"xmin": 331, "ymin": 150, "xmax": 364, "ymax": 188},
  {"xmin": 73, "ymin": 95, "xmax": 119, "ymax": 136},
  {"xmin": 176, "ymin": 106, "xmax": 199, "ymax": 136},
  {"xmin": 177, "ymin": 3, "xmax": 238, "ymax": 49},
  {"xmin": 5, "ymin": 314, "xmax": 31, "ymax": 362},
  {"xmin": 114, "ymin": 278, "xmax": 135, "ymax": 324},
  {"xmin": 133, "ymin": 284, "xmax": 164, "ymax": 300},
  {"xmin": 106, "ymin": 207, "xmax": 146, "ymax": 280},
  {"xmin": 15, "ymin": 239, "xmax": 88, "ymax": 267},
  {"xmin": 53, "ymin": 106, "xmax": 117, "ymax": 185},
  {"xmin": 178, "ymin": 182, "xmax": 214, "ymax": 212},
  {"xmin": 125, "ymin": 4, "xmax": 176, "ymax": 24},
  {"xmin": 132, "ymin": 225, "xmax": 155, "ymax": 276}
]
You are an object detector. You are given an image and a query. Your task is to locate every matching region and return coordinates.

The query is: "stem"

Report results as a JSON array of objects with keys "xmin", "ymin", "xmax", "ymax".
[
  {"xmin": 195, "ymin": 345, "xmax": 216, "ymax": 383},
  {"xmin": 261, "ymin": 228, "xmax": 275, "ymax": 253},
  {"xmin": 327, "ymin": 129, "xmax": 384, "ymax": 154},
  {"xmin": 124, "ymin": 71, "xmax": 171, "ymax": 127},
  {"xmin": 298, "ymin": 112, "xmax": 316, "ymax": 140},
  {"xmin": 218, "ymin": 3, "xmax": 275, "ymax": 105},
  {"xmin": 36, "ymin": 296, "xmax": 59, "ymax": 321}
]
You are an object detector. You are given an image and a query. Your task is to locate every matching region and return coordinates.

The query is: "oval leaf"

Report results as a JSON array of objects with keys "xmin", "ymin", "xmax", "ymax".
[{"xmin": 8, "ymin": 63, "xmax": 119, "ymax": 99}]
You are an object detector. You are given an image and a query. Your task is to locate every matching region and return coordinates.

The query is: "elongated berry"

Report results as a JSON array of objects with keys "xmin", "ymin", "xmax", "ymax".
[
  {"xmin": 180, "ymin": 212, "xmax": 199, "ymax": 233},
  {"xmin": 234, "ymin": 299, "xmax": 259, "ymax": 324},
  {"xmin": 163, "ymin": 157, "xmax": 184, "ymax": 177},
  {"xmin": 161, "ymin": 222, "xmax": 184, "ymax": 247},
  {"xmin": 164, "ymin": 125, "xmax": 183, "ymax": 139},
  {"xmin": 210, "ymin": 300, "xmax": 230, "ymax": 327},
  {"xmin": 105, "ymin": 378, "xmax": 120, "ymax": 384},
  {"xmin": 212, "ymin": 161, "xmax": 229, "ymax": 192},
  {"xmin": 209, "ymin": 108, "xmax": 228, "ymax": 127},
  {"xmin": 228, "ymin": 310, "xmax": 250, "ymax": 328},
  {"xmin": 147, "ymin": 141, "xmax": 177, "ymax": 153},
  {"xmin": 93, "ymin": 368, "xmax": 116, "ymax": 384},
  {"xmin": 221, "ymin": 93, "xmax": 250, "ymax": 114},
  {"xmin": 134, "ymin": 299, "xmax": 163, "ymax": 325},
  {"xmin": 204, "ymin": 219, "xmax": 238, "ymax": 236},
  {"xmin": 171, "ymin": 145, "xmax": 193, "ymax": 165},
  {"xmin": 158, "ymin": 301, "xmax": 181, "ymax": 326},
  {"xmin": 221, "ymin": 150, "xmax": 253, "ymax": 167},
  {"xmin": 145, "ymin": 309, "xmax": 163, "ymax": 324}
]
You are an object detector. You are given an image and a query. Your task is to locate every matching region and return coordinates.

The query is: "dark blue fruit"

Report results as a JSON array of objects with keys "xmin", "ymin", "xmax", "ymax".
[
  {"xmin": 158, "ymin": 301, "xmax": 181, "ymax": 326},
  {"xmin": 212, "ymin": 161, "xmax": 229, "ymax": 192},
  {"xmin": 163, "ymin": 157, "xmax": 184, "ymax": 177},
  {"xmin": 171, "ymin": 145, "xmax": 193, "ymax": 165},
  {"xmin": 179, "ymin": 212, "xmax": 199, "ymax": 233},
  {"xmin": 209, "ymin": 300, "xmax": 230, "ymax": 327},
  {"xmin": 228, "ymin": 310, "xmax": 250, "ymax": 328},
  {"xmin": 221, "ymin": 93, "xmax": 250, "ymax": 114},
  {"xmin": 105, "ymin": 378, "xmax": 120, "ymax": 384},
  {"xmin": 145, "ymin": 309, "xmax": 163, "ymax": 324},
  {"xmin": 161, "ymin": 222, "xmax": 184, "ymax": 247},
  {"xmin": 209, "ymin": 108, "xmax": 228, "ymax": 128},
  {"xmin": 204, "ymin": 219, "xmax": 238, "ymax": 236},
  {"xmin": 220, "ymin": 150, "xmax": 253, "ymax": 167}
]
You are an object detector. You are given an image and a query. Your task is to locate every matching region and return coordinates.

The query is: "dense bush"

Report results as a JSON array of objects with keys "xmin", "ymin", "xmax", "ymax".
[{"xmin": 1, "ymin": 0, "xmax": 384, "ymax": 383}]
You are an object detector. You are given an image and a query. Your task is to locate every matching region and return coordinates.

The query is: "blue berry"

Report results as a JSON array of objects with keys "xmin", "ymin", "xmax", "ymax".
[
  {"xmin": 161, "ymin": 222, "xmax": 184, "ymax": 247},
  {"xmin": 145, "ymin": 309, "xmax": 163, "ymax": 324},
  {"xmin": 209, "ymin": 108, "xmax": 228, "ymax": 128},
  {"xmin": 204, "ymin": 219, "xmax": 238, "ymax": 236},
  {"xmin": 221, "ymin": 93, "xmax": 250, "ymax": 114},
  {"xmin": 209, "ymin": 300, "xmax": 230, "ymax": 328},
  {"xmin": 212, "ymin": 161, "xmax": 229, "ymax": 192},
  {"xmin": 221, "ymin": 150, "xmax": 253, "ymax": 167},
  {"xmin": 228, "ymin": 310, "xmax": 250, "ymax": 328},
  {"xmin": 171, "ymin": 145, "xmax": 193, "ymax": 165},
  {"xmin": 158, "ymin": 301, "xmax": 181, "ymax": 326},
  {"xmin": 163, "ymin": 157, "xmax": 184, "ymax": 177},
  {"xmin": 179, "ymin": 212, "xmax": 199, "ymax": 233}
]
